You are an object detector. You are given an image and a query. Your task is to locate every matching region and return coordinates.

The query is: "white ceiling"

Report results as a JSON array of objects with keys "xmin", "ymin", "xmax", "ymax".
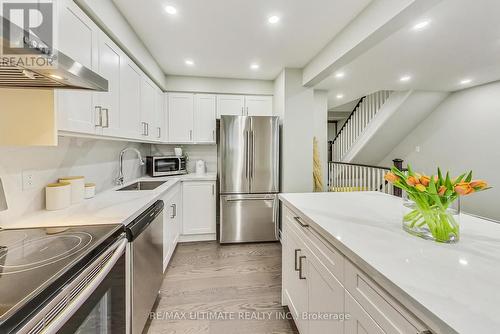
[
  {"xmin": 112, "ymin": 0, "xmax": 372, "ymax": 80},
  {"xmin": 317, "ymin": 0, "xmax": 500, "ymax": 108}
]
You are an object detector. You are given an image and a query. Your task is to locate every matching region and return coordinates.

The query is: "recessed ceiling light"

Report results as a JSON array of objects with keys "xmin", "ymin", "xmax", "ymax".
[
  {"xmin": 165, "ymin": 5, "xmax": 177, "ymax": 15},
  {"xmin": 336, "ymin": 94, "xmax": 344, "ymax": 99},
  {"xmin": 413, "ymin": 20, "xmax": 430, "ymax": 31},
  {"xmin": 335, "ymin": 72, "xmax": 345, "ymax": 79},
  {"xmin": 399, "ymin": 75, "xmax": 412, "ymax": 82},
  {"xmin": 459, "ymin": 78, "xmax": 472, "ymax": 85},
  {"xmin": 184, "ymin": 59, "xmax": 194, "ymax": 66},
  {"xmin": 250, "ymin": 63, "xmax": 260, "ymax": 70},
  {"xmin": 268, "ymin": 15, "xmax": 280, "ymax": 24},
  {"xmin": 49, "ymin": 74, "xmax": 63, "ymax": 80}
]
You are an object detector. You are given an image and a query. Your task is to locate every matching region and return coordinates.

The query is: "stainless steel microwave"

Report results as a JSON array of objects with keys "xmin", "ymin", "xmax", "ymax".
[{"xmin": 146, "ymin": 156, "xmax": 187, "ymax": 177}]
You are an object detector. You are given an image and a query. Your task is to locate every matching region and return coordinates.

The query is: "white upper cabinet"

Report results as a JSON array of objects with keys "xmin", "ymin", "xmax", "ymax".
[
  {"xmin": 167, "ymin": 93, "xmax": 194, "ymax": 143},
  {"xmin": 245, "ymin": 95, "xmax": 273, "ymax": 116},
  {"xmin": 95, "ymin": 31, "xmax": 121, "ymax": 137},
  {"xmin": 194, "ymin": 94, "xmax": 216, "ymax": 143},
  {"xmin": 119, "ymin": 58, "xmax": 142, "ymax": 139},
  {"xmin": 216, "ymin": 95, "xmax": 273, "ymax": 118},
  {"xmin": 217, "ymin": 95, "xmax": 245, "ymax": 118},
  {"xmin": 56, "ymin": 0, "xmax": 99, "ymax": 134},
  {"xmin": 140, "ymin": 77, "xmax": 156, "ymax": 140},
  {"xmin": 155, "ymin": 88, "xmax": 165, "ymax": 141}
]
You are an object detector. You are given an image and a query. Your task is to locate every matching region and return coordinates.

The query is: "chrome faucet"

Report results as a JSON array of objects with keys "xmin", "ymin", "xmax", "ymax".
[{"xmin": 116, "ymin": 147, "xmax": 145, "ymax": 185}]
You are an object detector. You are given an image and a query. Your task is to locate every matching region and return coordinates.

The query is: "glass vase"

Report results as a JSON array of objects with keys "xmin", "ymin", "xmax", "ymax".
[{"xmin": 402, "ymin": 192, "xmax": 460, "ymax": 243}]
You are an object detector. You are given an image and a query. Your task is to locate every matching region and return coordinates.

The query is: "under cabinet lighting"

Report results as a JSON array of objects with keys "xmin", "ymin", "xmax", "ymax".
[
  {"xmin": 336, "ymin": 94, "xmax": 344, "ymax": 99},
  {"xmin": 250, "ymin": 63, "xmax": 260, "ymax": 70},
  {"xmin": 184, "ymin": 59, "xmax": 194, "ymax": 66},
  {"xmin": 50, "ymin": 74, "xmax": 63, "ymax": 80},
  {"xmin": 399, "ymin": 75, "xmax": 412, "ymax": 82},
  {"xmin": 335, "ymin": 72, "xmax": 345, "ymax": 79},
  {"xmin": 459, "ymin": 79, "xmax": 472, "ymax": 85}
]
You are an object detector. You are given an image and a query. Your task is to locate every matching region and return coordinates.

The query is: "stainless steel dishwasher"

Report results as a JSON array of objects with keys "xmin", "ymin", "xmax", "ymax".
[{"xmin": 126, "ymin": 200, "xmax": 164, "ymax": 334}]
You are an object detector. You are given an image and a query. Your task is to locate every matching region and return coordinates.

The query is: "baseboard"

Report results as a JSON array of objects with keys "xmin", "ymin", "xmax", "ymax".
[{"xmin": 178, "ymin": 233, "xmax": 217, "ymax": 242}]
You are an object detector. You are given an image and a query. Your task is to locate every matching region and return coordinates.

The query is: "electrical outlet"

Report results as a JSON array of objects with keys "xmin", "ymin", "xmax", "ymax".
[
  {"xmin": 22, "ymin": 170, "xmax": 35, "ymax": 190},
  {"xmin": 415, "ymin": 146, "xmax": 421, "ymax": 153}
]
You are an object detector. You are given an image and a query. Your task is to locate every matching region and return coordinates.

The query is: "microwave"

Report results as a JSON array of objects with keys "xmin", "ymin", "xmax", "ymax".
[{"xmin": 146, "ymin": 156, "xmax": 187, "ymax": 177}]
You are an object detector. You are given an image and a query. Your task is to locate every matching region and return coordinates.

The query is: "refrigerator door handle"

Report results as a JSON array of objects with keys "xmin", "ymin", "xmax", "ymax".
[
  {"xmin": 250, "ymin": 130, "xmax": 255, "ymax": 179},
  {"xmin": 245, "ymin": 131, "xmax": 249, "ymax": 179},
  {"xmin": 225, "ymin": 196, "xmax": 275, "ymax": 202}
]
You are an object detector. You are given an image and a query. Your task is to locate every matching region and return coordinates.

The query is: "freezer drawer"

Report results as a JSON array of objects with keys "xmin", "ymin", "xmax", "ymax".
[{"xmin": 220, "ymin": 194, "xmax": 279, "ymax": 243}]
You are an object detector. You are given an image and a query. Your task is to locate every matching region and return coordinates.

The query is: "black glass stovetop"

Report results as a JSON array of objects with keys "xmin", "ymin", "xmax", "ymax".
[{"xmin": 0, "ymin": 224, "xmax": 123, "ymax": 325}]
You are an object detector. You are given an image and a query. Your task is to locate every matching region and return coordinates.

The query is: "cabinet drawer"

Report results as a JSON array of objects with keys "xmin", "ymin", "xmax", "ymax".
[
  {"xmin": 284, "ymin": 207, "xmax": 344, "ymax": 284},
  {"xmin": 345, "ymin": 260, "xmax": 428, "ymax": 334},
  {"xmin": 345, "ymin": 291, "xmax": 384, "ymax": 334}
]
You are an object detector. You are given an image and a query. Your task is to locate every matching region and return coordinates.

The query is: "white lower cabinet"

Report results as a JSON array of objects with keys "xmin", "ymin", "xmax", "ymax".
[
  {"xmin": 181, "ymin": 181, "xmax": 216, "ymax": 237},
  {"xmin": 282, "ymin": 205, "xmax": 429, "ymax": 334},
  {"xmin": 162, "ymin": 184, "xmax": 182, "ymax": 272}
]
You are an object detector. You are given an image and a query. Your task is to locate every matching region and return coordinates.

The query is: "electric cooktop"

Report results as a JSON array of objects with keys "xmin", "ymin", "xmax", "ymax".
[{"xmin": 0, "ymin": 224, "xmax": 123, "ymax": 326}]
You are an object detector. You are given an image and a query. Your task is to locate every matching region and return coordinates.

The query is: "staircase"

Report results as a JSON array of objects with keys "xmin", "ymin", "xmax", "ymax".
[{"xmin": 332, "ymin": 91, "xmax": 392, "ymax": 162}]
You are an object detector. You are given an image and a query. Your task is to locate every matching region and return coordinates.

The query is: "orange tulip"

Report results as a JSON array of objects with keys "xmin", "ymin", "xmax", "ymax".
[
  {"xmin": 406, "ymin": 176, "xmax": 420, "ymax": 187},
  {"xmin": 455, "ymin": 182, "xmax": 474, "ymax": 195},
  {"xmin": 470, "ymin": 180, "xmax": 488, "ymax": 190},
  {"xmin": 420, "ymin": 175, "xmax": 430, "ymax": 187},
  {"xmin": 384, "ymin": 172, "xmax": 400, "ymax": 183},
  {"xmin": 415, "ymin": 184, "xmax": 426, "ymax": 192},
  {"xmin": 438, "ymin": 185, "xmax": 447, "ymax": 196}
]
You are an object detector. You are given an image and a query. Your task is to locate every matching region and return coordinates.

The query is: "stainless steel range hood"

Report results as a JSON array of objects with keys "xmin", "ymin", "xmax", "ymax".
[{"xmin": 0, "ymin": 17, "xmax": 108, "ymax": 91}]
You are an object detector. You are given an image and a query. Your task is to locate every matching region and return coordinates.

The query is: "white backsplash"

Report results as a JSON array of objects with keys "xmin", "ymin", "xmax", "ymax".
[
  {"xmin": 151, "ymin": 144, "xmax": 218, "ymax": 173},
  {"xmin": 0, "ymin": 136, "xmax": 148, "ymax": 223}
]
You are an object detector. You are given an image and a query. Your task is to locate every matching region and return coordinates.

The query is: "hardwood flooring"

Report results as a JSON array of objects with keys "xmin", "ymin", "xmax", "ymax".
[{"xmin": 145, "ymin": 242, "xmax": 298, "ymax": 334}]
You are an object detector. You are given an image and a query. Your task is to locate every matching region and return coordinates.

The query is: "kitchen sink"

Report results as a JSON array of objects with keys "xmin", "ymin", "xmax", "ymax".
[{"xmin": 116, "ymin": 181, "xmax": 166, "ymax": 191}]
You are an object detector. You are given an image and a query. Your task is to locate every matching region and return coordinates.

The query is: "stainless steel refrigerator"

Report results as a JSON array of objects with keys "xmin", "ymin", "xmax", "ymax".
[{"xmin": 219, "ymin": 115, "xmax": 280, "ymax": 243}]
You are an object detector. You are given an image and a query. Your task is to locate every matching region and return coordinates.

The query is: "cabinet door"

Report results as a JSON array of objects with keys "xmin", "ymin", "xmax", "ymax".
[
  {"xmin": 163, "ymin": 194, "xmax": 174, "ymax": 272},
  {"xmin": 217, "ymin": 95, "xmax": 245, "ymax": 118},
  {"xmin": 168, "ymin": 93, "xmax": 194, "ymax": 142},
  {"xmin": 245, "ymin": 95, "xmax": 273, "ymax": 116},
  {"xmin": 140, "ymin": 78, "xmax": 156, "ymax": 140},
  {"xmin": 119, "ymin": 59, "xmax": 142, "ymax": 139},
  {"xmin": 56, "ymin": 0, "xmax": 99, "ymax": 134},
  {"xmin": 182, "ymin": 181, "xmax": 216, "ymax": 235},
  {"xmin": 154, "ymin": 88, "xmax": 165, "ymax": 141},
  {"xmin": 172, "ymin": 188, "xmax": 182, "ymax": 246},
  {"xmin": 283, "ymin": 227, "xmax": 309, "ymax": 334},
  {"xmin": 308, "ymin": 254, "xmax": 345, "ymax": 334},
  {"xmin": 96, "ymin": 32, "xmax": 121, "ymax": 137},
  {"xmin": 194, "ymin": 94, "xmax": 216, "ymax": 143},
  {"xmin": 345, "ymin": 293, "xmax": 385, "ymax": 334}
]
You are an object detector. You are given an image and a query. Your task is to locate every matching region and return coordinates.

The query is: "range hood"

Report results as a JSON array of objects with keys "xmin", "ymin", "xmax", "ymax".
[{"xmin": 0, "ymin": 17, "xmax": 108, "ymax": 91}]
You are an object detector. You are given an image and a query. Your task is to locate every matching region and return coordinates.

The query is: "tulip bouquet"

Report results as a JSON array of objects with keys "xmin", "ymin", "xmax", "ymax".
[{"xmin": 385, "ymin": 166, "xmax": 489, "ymax": 243}]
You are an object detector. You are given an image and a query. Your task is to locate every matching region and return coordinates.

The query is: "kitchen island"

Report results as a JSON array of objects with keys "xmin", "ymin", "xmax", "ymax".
[{"xmin": 279, "ymin": 191, "xmax": 500, "ymax": 334}]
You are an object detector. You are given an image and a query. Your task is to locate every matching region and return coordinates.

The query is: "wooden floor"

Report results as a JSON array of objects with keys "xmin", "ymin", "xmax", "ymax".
[{"xmin": 145, "ymin": 241, "xmax": 298, "ymax": 334}]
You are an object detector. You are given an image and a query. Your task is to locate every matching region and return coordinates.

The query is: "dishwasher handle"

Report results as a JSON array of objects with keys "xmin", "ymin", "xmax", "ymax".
[{"xmin": 126, "ymin": 200, "xmax": 164, "ymax": 241}]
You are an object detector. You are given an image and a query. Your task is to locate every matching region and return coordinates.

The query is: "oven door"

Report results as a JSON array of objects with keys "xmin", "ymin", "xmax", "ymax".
[
  {"xmin": 17, "ymin": 237, "xmax": 128, "ymax": 334},
  {"xmin": 154, "ymin": 157, "xmax": 180, "ymax": 175}
]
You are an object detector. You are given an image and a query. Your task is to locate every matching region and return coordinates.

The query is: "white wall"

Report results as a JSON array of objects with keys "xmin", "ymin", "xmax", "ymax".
[
  {"xmin": 313, "ymin": 90, "xmax": 328, "ymax": 190},
  {"xmin": 76, "ymin": 0, "xmax": 167, "ymax": 89},
  {"xmin": 281, "ymin": 68, "xmax": 315, "ymax": 193},
  {"xmin": 0, "ymin": 137, "xmax": 148, "ymax": 223},
  {"xmin": 152, "ymin": 144, "xmax": 217, "ymax": 174},
  {"xmin": 165, "ymin": 75, "xmax": 274, "ymax": 95},
  {"xmin": 381, "ymin": 81, "xmax": 500, "ymax": 221}
]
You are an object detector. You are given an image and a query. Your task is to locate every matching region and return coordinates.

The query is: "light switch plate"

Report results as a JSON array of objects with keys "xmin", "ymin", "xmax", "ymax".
[{"xmin": 22, "ymin": 170, "xmax": 35, "ymax": 190}]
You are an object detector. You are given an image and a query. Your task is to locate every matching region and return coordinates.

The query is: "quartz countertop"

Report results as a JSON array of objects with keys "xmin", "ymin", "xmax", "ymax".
[
  {"xmin": 2, "ymin": 173, "xmax": 216, "ymax": 229},
  {"xmin": 279, "ymin": 191, "xmax": 500, "ymax": 334}
]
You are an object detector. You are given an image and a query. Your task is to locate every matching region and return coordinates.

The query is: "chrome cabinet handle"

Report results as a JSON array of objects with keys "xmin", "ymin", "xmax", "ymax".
[
  {"xmin": 212, "ymin": 129, "xmax": 215, "ymax": 141},
  {"xmin": 294, "ymin": 216, "xmax": 309, "ymax": 228},
  {"xmin": 241, "ymin": 106, "xmax": 244, "ymax": 115},
  {"xmin": 189, "ymin": 130, "xmax": 193, "ymax": 141},
  {"xmin": 95, "ymin": 106, "xmax": 102, "ymax": 127},
  {"xmin": 294, "ymin": 249, "xmax": 301, "ymax": 271},
  {"xmin": 146, "ymin": 123, "xmax": 149, "ymax": 136},
  {"xmin": 170, "ymin": 204, "xmax": 176, "ymax": 219},
  {"xmin": 141, "ymin": 122, "xmax": 147, "ymax": 136},
  {"xmin": 101, "ymin": 108, "xmax": 109, "ymax": 128},
  {"xmin": 212, "ymin": 184, "xmax": 215, "ymax": 195},
  {"xmin": 299, "ymin": 255, "xmax": 306, "ymax": 279},
  {"xmin": 157, "ymin": 127, "xmax": 161, "ymax": 138}
]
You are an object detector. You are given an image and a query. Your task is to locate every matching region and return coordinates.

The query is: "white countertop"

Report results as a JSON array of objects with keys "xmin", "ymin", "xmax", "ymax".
[
  {"xmin": 279, "ymin": 191, "xmax": 500, "ymax": 334},
  {"xmin": 2, "ymin": 173, "xmax": 216, "ymax": 229}
]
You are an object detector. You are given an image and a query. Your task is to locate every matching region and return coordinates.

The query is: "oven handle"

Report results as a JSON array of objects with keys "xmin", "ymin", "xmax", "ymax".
[{"xmin": 42, "ymin": 237, "xmax": 128, "ymax": 334}]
